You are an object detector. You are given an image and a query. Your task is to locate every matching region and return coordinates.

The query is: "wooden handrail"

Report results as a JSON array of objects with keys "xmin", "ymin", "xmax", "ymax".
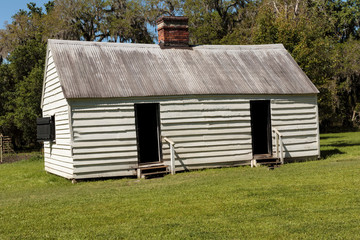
[
  {"xmin": 273, "ymin": 127, "xmax": 283, "ymax": 137},
  {"xmin": 163, "ymin": 136, "xmax": 176, "ymax": 175},
  {"xmin": 272, "ymin": 127, "xmax": 284, "ymax": 164},
  {"xmin": 163, "ymin": 137, "xmax": 175, "ymax": 146}
]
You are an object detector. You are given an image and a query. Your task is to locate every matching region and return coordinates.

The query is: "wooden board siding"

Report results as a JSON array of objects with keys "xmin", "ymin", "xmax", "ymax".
[
  {"xmin": 70, "ymin": 101, "xmax": 138, "ymax": 179},
  {"xmin": 67, "ymin": 95, "xmax": 319, "ymax": 178},
  {"xmin": 161, "ymin": 95, "xmax": 319, "ymax": 170},
  {"xmin": 69, "ymin": 97, "xmax": 253, "ymax": 178},
  {"xmin": 42, "ymin": 49, "xmax": 73, "ymax": 179},
  {"xmin": 270, "ymin": 95, "xmax": 319, "ymax": 159},
  {"xmin": 161, "ymin": 98, "xmax": 253, "ymax": 170}
]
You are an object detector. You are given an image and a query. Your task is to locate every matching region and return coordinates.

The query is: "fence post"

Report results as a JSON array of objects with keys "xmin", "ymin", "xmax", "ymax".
[{"xmin": 0, "ymin": 134, "xmax": 3, "ymax": 163}]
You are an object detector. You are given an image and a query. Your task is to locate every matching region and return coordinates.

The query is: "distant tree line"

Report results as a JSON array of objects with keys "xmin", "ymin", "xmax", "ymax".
[{"xmin": 0, "ymin": 0, "xmax": 359, "ymax": 149}]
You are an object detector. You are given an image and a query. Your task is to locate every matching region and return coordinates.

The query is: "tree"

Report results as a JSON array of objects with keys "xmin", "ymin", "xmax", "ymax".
[
  {"xmin": 0, "ymin": 40, "xmax": 46, "ymax": 147},
  {"xmin": 252, "ymin": 0, "xmax": 360, "ymax": 130},
  {"xmin": 52, "ymin": 0, "xmax": 153, "ymax": 43},
  {"xmin": 13, "ymin": 62, "xmax": 45, "ymax": 146},
  {"xmin": 183, "ymin": 0, "xmax": 257, "ymax": 45},
  {"xmin": 105, "ymin": 0, "xmax": 154, "ymax": 43}
]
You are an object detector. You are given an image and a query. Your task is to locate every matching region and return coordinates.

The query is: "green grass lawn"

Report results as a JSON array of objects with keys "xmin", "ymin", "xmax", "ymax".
[{"xmin": 1, "ymin": 132, "xmax": 360, "ymax": 239}]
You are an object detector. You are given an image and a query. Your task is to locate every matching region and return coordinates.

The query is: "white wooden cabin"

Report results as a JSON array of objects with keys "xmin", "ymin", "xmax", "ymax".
[{"xmin": 40, "ymin": 17, "xmax": 319, "ymax": 180}]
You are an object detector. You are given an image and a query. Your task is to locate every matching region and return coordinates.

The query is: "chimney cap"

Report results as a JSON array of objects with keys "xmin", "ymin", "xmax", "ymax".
[{"xmin": 156, "ymin": 16, "xmax": 189, "ymax": 24}]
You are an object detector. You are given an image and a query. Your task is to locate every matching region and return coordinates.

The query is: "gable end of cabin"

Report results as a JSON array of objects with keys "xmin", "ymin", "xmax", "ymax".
[{"xmin": 41, "ymin": 46, "xmax": 73, "ymax": 179}]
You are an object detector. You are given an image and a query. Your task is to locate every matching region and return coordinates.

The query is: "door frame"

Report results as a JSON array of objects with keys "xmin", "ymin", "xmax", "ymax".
[
  {"xmin": 134, "ymin": 103, "xmax": 162, "ymax": 165},
  {"xmin": 250, "ymin": 100, "xmax": 272, "ymax": 156}
]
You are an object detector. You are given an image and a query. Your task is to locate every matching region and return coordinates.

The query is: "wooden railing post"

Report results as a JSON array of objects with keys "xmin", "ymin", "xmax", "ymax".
[
  {"xmin": 272, "ymin": 127, "xmax": 284, "ymax": 164},
  {"xmin": 170, "ymin": 144, "xmax": 175, "ymax": 175},
  {"xmin": 274, "ymin": 131, "xmax": 279, "ymax": 158},
  {"xmin": 279, "ymin": 135, "xmax": 284, "ymax": 164},
  {"xmin": 163, "ymin": 137, "xmax": 176, "ymax": 175}
]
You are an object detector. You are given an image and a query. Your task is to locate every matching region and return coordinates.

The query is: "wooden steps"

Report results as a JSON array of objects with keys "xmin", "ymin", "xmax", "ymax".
[
  {"xmin": 252, "ymin": 154, "xmax": 282, "ymax": 169},
  {"xmin": 137, "ymin": 162, "xmax": 169, "ymax": 179}
]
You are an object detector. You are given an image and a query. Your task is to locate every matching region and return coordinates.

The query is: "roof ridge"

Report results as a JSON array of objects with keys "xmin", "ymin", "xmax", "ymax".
[
  {"xmin": 48, "ymin": 39, "xmax": 159, "ymax": 49},
  {"xmin": 193, "ymin": 44, "xmax": 285, "ymax": 50},
  {"xmin": 48, "ymin": 39, "xmax": 285, "ymax": 51}
]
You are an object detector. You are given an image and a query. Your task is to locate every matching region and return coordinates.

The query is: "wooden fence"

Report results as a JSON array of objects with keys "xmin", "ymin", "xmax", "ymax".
[{"xmin": 0, "ymin": 134, "xmax": 15, "ymax": 163}]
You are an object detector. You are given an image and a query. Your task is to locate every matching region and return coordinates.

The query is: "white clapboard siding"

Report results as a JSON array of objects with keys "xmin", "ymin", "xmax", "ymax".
[
  {"xmin": 161, "ymin": 122, "xmax": 250, "ymax": 130},
  {"xmin": 164, "ymin": 139, "xmax": 252, "ymax": 148},
  {"xmin": 160, "ymin": 98, "xmax": 249, "ymax": 104},
  {"xmin": 70, "ymin": 100, "xmax": 138, "ymax": 178},
  {"xmin": 161, "ymin": 102, "xmax": 249, "ymax": 111},
  {"xmin": 163, "ymin": 144, "xmax": 250, "ymax": 153},
  {"xmin": 45, "ymin": 165, "xmax": 73, "ymax": 179},
  {"xmin": 44, "ymin": 151, "xmax": 72, "ymax": 164},
  {"xmin": 161, "ymin": 127, "xmax": 252, "ymax": 137},
  {"xmin": 72, "ymin": 110, "xmax": 134, "ymax": 119},
  {"xmin": 44, "ymin": 156, "xmax": 73, "ymax": 169},
  {"xmin": 163, "ymin": 154, "xmax": 252, "ymax": 168},
  {"xmin": 73, "ymin": 140, "xmax": 136, "ymax": 148},
  {"xmin": 73, "ymin": 131, "xmax": 136, "ymax": 141},
  {"xmin": 45, "ymin": 159, "xmax": 72, "ymax": 173},
  {"xmin": 272, "ymin": 118, "xmax": 316, "ymax": 126},
  {"xmin": 73, "ymin": 158, "xmax": 138, "ymax": 166},
  {"xmin": 165, "ymin": 149, "xmax": 252, "ymax": 159},
  {"xmin": 161, "ymin": 110, "xmax": 250, "ymax": 119},
  {"xmin": 273, "ymin": 136, "xmax": 317, "ymax": 145},
  {"xmin": 73, "ymin": 151, "xmax": 138, "ymax": 160},
  {"xmin": 271, "ymin": 114, "xmax": 315, "ymax": 120},
  {"xmin": 44, "ymin": 148, "xmax": 72, "ymax": 159},
  {"xmin": 162, "ymin": 117, "xmax": 250, "ymax": 124},
  {"xmin": 42, "ymin": 49, "xmax": 73, "ymax": 179},
  {"xmin": 73, "ymin": 145, "xmax": 137, "ymax": 154},
  {"xmin": 73, "ymin": 163, "xmax": 137, "ymax": 173},
  {"xmin": 42, "ymin": 92, "xmax": 319, "ymax": 179},
  {"xmin": 271, "ymin": 95, "xmax": 319, "ymax": 159},
  {"xmin": 73, "ymin": 169, "xmax": 136, "ymax": 179},
  {"xmin": 160, "ymin": 97, "xmax": 253, "ymax": 170},
  {"xmin": 163, "ymin": 133, "xmax": 252, "ymax": 143},
  {"xmin": 72, "ymin": 125, "xmax": 134, "ymax": 134},
  {"xmin": 72, "ymin": 118, "xmax": 135, "ymax": 127}
]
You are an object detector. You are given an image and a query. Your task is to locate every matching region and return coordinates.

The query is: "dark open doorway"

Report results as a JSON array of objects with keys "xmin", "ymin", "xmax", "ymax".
[
  {"xmin": 250, "ymin": 100, "xmax": 272, "ymax": 156},
  {"xmin": 135, "ymin": 103, "xmax": 162, "ymax": 164}
]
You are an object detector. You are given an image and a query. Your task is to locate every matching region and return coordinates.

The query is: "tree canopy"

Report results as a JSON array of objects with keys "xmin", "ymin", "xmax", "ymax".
[{"xmin": 1, "ymin": 0, "xmax": 360, "ymax": 148}]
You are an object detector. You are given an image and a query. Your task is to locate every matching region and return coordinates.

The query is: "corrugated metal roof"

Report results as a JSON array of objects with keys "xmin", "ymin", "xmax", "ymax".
[{"xmin": 48, "ymin": 39, "xmax": 319, "ymax": 99}]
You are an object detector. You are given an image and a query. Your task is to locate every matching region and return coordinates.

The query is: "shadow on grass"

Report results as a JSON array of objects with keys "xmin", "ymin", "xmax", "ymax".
[
  {"xmin": 320, "ymin": 136, "xmax": 340, "ymax": 140},
  {"xmin": 321, "ymin": 149, "xmax": 344, "ymax": 159},
  {"xmin": 322, "ymin": 142, "xmax": 360, "ymax": 148}
]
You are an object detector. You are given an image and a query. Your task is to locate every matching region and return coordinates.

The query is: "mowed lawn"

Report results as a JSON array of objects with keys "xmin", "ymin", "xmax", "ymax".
[{"xmin": 1, "ymin": 132, "xmax": 360, "ymax": 239}]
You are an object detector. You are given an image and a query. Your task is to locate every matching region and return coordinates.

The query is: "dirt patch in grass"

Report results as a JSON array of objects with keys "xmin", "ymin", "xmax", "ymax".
[{"xmin": 0, "ymin": 154, "xmax": 33, "ymax": 164}]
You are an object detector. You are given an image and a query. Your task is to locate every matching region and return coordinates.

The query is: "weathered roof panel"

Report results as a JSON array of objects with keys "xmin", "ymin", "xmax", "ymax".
[{"xmin": 48, "ymin": 39, "xmax": 319, "ymax": 99}]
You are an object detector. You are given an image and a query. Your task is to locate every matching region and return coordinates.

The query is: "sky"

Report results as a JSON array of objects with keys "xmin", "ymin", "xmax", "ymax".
[{"xmin": 0, "ymin": 0, "xmax": 50, "ymax": 29}]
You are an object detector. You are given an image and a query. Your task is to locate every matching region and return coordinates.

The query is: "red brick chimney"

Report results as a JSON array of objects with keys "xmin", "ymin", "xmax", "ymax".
[{"xmin": 157, "ymin": 16, "xmax": 189, "ymax": 48}]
